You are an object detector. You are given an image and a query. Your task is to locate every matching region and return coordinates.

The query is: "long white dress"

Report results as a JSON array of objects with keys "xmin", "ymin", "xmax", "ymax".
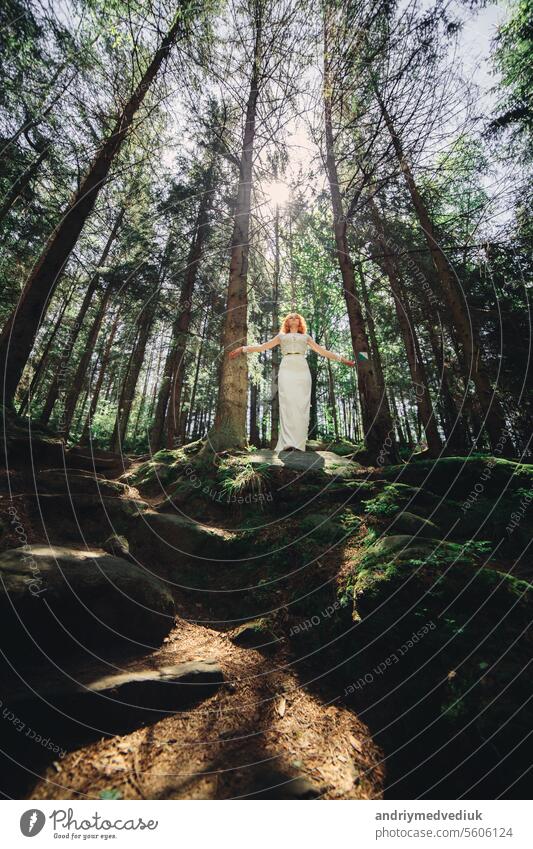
[{"xmin": 274, "ymin": 332, "xmax": 312, "ymax": 452}]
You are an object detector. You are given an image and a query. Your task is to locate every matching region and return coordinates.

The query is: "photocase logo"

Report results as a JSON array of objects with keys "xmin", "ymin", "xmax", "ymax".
[{"xmin": 20, "ymin": 809, "xmax": 46, "ymax": 837}]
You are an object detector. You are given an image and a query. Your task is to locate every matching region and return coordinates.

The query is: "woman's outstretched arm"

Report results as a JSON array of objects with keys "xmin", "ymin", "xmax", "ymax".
[
  {"xmin": 229, "ymin": 335, "xmax": 280, "ymax": 358},
  {"xmin": 306, "ymin": 335, "xmax": 355, "ymax": 366}
]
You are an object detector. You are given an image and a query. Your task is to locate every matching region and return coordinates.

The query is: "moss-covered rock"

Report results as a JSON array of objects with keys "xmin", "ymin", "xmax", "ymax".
[
  {"xmin": 124, "ymin": 459, "xmax": 183, "ymax": 494},
  {"xmin": 386, "ymin": 511, "xmax": 441, "ymax": 537},
  {"xmin": 307, "ymin": 534, "xmax": 533, "ymax": 798},
  {"xmin": 128, "ymin": 511, "xmax": 229, "ymax": 583},
  {"xmin": 0, "ymin": 545, "xmax": 175, "ymax": 663},
  {"xmin": 230, "ymin": 617, "xmax": 279, "ymax": 651},
  {"xmin": 33, "ymin": 469, "xmax": 128, "ymax": 497},
  {"xmin": 378, "ymin": 455, "xmax": 533, "ymax": 500},
  {"xmin": 26, "ymin": 493, "xmax": 148, "ymax": 545},
  {"xmin": 299, "ymin": 511, "xmax": 346, "ymax": 544}
]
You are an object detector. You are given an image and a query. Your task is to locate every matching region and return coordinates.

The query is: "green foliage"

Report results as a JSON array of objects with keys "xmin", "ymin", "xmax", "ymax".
[
  {"xmin": 362, "ymin": 484, "xmax": 404, "ymax": 517},
  {"xmin": 217, "ymin": 461, "xmax": 271, "ymax": 502},
  {"xmin": 98, "ymin": 788, "xmax": 121, "ymax": 800},
  {"xmin": 490, "ymin": 0, "xmax": 533, "ymax": 153}
]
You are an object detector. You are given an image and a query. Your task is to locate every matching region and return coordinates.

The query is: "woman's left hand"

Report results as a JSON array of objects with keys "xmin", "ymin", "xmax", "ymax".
[{"xmin": 343, "ymin": 358, "xmax": 356, "ymax": 366}]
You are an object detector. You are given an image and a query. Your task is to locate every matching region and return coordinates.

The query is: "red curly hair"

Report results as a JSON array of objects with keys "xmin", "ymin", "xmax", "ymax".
[{"xmin": 280, "ymin": 312, "xmax": 307, "ymax": 334}]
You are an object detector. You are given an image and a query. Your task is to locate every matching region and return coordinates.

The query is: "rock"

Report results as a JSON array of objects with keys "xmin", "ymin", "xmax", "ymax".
[
  {"xmin": 385, "ymin": 511, "xmax": 441, "ymax": 538},
  {"xmin": 230, "ymin": 618, "xmax": 279, "ymax": 651},
  {"xmin": 377, "ymin": 456, "xmax": 533, "ymax": 500},
  {"xmin": 333, "ymin": 539, "xmax": 533, "ymax": 797},
  {"xmin": 245, "ymin": 766, "xmax": 323, "ymax": 799},
  {"xmin": 283, "ymin": 776, "xmax": 324, "ymax": 799},
  {"xmin": 356, "ymin": 534, "xmax": 474, "ymax": 572},
  {"xmin": 0, "ymin": 545, "xmax": 175, "ymax": 663},
  {"xmin": 30, "ymin": 468, "xmax": 128, "ymax": 497},
  {"xmin": 157, "ymin": 479, "xmax": 220, "ymax": 522},
  {"xmin": 10, "ymin": 660, "xmax": 225, "ymax": 714},
  {"xmin": 65, "ymin": 445, "xmax": 132, "ymax": 474},
  {"xmin": 4, "ymin": 434, "xmax": 65, "ymax": 469},
  {"xmin": 0, "ymin": 660, "xmax": 225, "ymax": 796},
  {"xmin": 102, "ymin": 534, "xmax": 134, "ymax": 562},
  {"xmin": 26, "ymin": 493, "xmax": 148, "ymax": 544},
  {"xmin": 299, "ymin": 511, "xmax": 347, "ymax": 544},
  {"xmin": 123, "ymin": 458, "xmax": 183, "ymax": 496},
  {"xmin": 128, "ymin": 511, "xmax": 226, "ymax": 580},
  {"xmin": 1, "ymin": 405, "xmax": 65, "ymax": 469},
  {"xmin": 248, "ymin": 449, "xmax": 360, "ymax": 477}
]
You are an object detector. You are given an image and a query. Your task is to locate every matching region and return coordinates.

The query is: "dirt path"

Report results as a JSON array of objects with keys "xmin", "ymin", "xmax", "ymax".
[
  {"xmin": 1, "ymin": 448, "xmax": 386, "ymax": 800},
  {"xmin": 28, "ymin": 613, "xmax": 385, "ymax": 800}
]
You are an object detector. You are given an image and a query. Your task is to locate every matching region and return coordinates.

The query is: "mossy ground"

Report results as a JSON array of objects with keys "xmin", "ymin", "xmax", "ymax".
[{"xmin": 4, "ymin": 431, "xmax": 532, "ymax": 798}]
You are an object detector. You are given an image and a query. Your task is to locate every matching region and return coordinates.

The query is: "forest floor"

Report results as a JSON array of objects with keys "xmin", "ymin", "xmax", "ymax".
[
  {"xmin": 29, "ymin": 615, "xmax": 383, "ymax": 800},
  {"xmin": 1, "ymin": 432, "xmax": 532, "ymax": 800},
  {"xmin": 1, "ymin": 443, "xmax": 385, "ymax": 800}
]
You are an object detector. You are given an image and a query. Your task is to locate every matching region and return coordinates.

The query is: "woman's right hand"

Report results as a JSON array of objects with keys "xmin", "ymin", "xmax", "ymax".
[{"xmin": 229, "ymin": 346, "xmax": 243, "ymax": 359}]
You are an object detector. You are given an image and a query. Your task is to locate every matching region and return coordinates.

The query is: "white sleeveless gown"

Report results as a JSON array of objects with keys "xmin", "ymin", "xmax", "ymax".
[{"xmin": 274, "ymin": 332, "xmax": 312, "ymax": 452}]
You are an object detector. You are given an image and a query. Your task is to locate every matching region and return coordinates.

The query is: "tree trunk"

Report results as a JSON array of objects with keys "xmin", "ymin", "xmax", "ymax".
[
  {"xmin": 155, "ymin": 166, "xmax": 215, "ymax": 448},
  {"xmin": 369, "ymin": 201, "xmax": 442, "ymax": 456},
  {"xmin": 206, "ymin": 8, "xmax": 263, "ymax": 452},
  {"xmin": 270, "ymin": 202, "xmax": 280, "ymax": 447},
  {"xmin": 80, "ymin": 307, "xmax": 120, "ymax": 444},
  {"xmin": 373, "ymin": 85, "xmax": 512, "ymax": 455},
  {"xmin": 18, "ymin": 278, "xmax": 78, "ymax": 416},
  {"xmin": 323, "ymin": 12, "xmax": 398, "ymax": 464},
  {"xmin": 61, "ymin": 283, "xmax": 113, "ymax": 437},
  {"xmin": 0, "ymin": 10, "xmax": 189, "ymax": 404},
  {"xmin": 420, "ymin": 289, "xmax": 470, "ymax": 452},
  {"xmin": 147, "ymin": 338, "xmax": 165, "ymax": 426},
  {"xmin": 326, "ymin": 355, "xmax": 339, "ymax": 441},
  {"xmin": 400, "ymin": 392, "xmax": 414, "ymax": 450},
  {"xmin": 389, "ymin": 391, "xmax": 407, "ymax": 448},
  {"xmin": 357, "ymin": 262, "xmax": 388, "ymax": 396},
  {"xmin": 179, "ymin": 330, "xmax": 205, "ymax": 445},
  {"xmin": 39, "ymin": 209, "xmax": 124, "ymax": 425},
  {"xmin": 110, "ymin": 300, "xmax": 157, "ymax": 452},
  {"xmin": 249, "ymin": 380, "xmax": 260, "ymax": 446}
]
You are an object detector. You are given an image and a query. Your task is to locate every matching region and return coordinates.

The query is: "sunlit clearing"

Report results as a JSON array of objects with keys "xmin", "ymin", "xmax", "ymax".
[{"xmin": 261, "ymin": 179, "xmax": 291, "ymax": 208}]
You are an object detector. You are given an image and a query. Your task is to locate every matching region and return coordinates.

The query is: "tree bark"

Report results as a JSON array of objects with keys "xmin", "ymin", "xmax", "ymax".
[
  {"xmin": 323, "ymin": 10, "xmax": 398, "ymax": 464},
  {"xmin": 80, "ymin": 307, "xmax": 120, "ymax": 444},
  {"xmin": 206, "ymin": 5, "xmax": 263, "ymax": 451},
  {"xmin": 151, "ymin": 164, "xmax": 215, "ymax": 448},
  {"xmin": 110, "ymin": 297, "xmax": 158, "ymax": 452},
  {"xmin": 369, "ymin": 200, "xmax": 442, "ymax": 456},
  {"xmin": 270, "ymin": 202, "xmax": 281, "ymax": 447},
  {"xmin": 61, "ymin": 283, "xmax": 113, "ymax": 437}
]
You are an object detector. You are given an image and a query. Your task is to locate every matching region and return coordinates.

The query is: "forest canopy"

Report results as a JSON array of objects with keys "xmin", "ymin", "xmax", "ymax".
[{"xmin": 0, "ymin": 0, "xmax": 531, "ymax": 461}]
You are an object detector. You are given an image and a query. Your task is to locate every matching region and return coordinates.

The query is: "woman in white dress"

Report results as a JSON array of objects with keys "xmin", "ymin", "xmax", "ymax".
[{"xmin": 229, "ymin": 312, "xmax": 355, "ymax": 452}]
